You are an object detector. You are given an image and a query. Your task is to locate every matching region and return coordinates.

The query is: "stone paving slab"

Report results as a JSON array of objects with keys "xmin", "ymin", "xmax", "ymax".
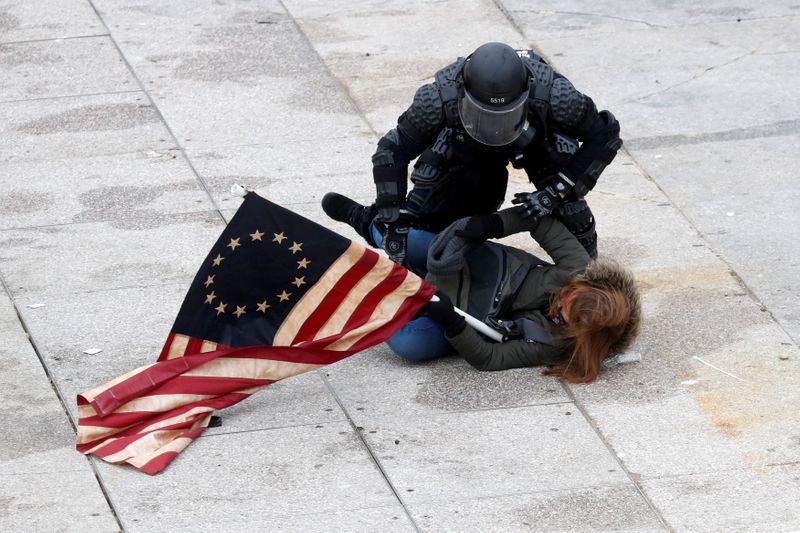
[
  {"xmin": 0, "ymin": 150, "xmax": 213, "ymax": 230},
  {"xmin": 91, "ymin": 0, "xmax": 371, "ymax": 149},
  {"xmin": 633, "ymin": 135, "xmax": 800, "ymax": 343},
  {"xmin": 325, "ymin": 343, "xmax": 571, "ymax": 422},
  {"xmin": 185, "ymin": 135, "xmax": 376, "ymax": 211},
  {"xmin": 3, "ymin": 1, "xmax": 799, "ymax": 531},
  {"xmin": 13, "ymin": 282, "xmax": 191, "ymax": 423},
  {"xmin": 0, "ymin": 35, "xmax": 134, "ymax": 102},
  {"xmin": 641, "ymin": 465, "xmax": 800, "ymax": 531},
  {"xmin": 203, "ymin": 371, "xmax": 346, "ymax": 437},
  {"xmin": 95, "ymin": 423, "xmax": 399, "ymax": 532},
  {"xmin": 408, "ymin": 484, "xmax": 665, "ymax": 532},
  {"xmin": 498, "ymin": 0, "xmax": 800, "ymax": 41},
  {"xmin": 0, "ymin": 211, "xmax": 223, "ymax": 298},
  {"xmin": 285, "ymin": 0, "xmax": 525, "ymax": 131},
  {"xmin": 505, "ymin": 16, "xmax": 800, "ymax": 140},
  {"xmin": 357, "ymin": 403, "xmax": 631, "ymax": 503},
  {"xmin": 0, "ymin": 91, "xmax": 174, "ymax": 162},
  {"xmin": 0, "ymin": 291, "xmax": 118, "ymax": 531},
  {"xmin": 0, "ymin": 0, "xmax": 103, "ymax": 44},
  {"xmin": 0, "ymin": 471, "xmax": 120, "ymax": 533}
]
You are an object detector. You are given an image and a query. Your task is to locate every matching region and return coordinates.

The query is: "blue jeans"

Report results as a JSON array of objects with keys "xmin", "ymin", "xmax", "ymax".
[
  {"xmin": 386, "ymin": 317, "xmax": 453, "ymax": 362},
  {"xmin": 371, "ymin": 224, "xmax": 451, "ymax": 362}
]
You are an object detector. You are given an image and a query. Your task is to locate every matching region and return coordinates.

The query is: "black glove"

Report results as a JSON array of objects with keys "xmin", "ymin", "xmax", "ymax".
[
  {"xmin": 454, "ymin": 214, "xmax": 504, "ymax": 242},
  {"xmin": 512, "ymin": 186, "xmax": 562, "ymax": 221},
  {"xmin": 383, "ymin": 223, "xmax": 409, "ymax": 265},
  {"xmin": 425, "ymin": 291, "xmax": 466, "ymax": 337}
]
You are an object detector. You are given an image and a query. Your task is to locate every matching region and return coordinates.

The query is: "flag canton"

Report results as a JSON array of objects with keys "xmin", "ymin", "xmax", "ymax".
[{"xmin": 171, "ymin": 194, "xmax": 351, "ymax": 346}]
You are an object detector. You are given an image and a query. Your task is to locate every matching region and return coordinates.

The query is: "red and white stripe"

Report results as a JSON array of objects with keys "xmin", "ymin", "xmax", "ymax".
[{"xmin": 76, "ymin": 242, "xmax": 434, "ymax": 474}]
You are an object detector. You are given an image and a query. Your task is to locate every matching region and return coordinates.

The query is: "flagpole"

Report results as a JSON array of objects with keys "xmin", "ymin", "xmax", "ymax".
[{"xmin": 430, "ymin": 295, "xmax": 505, "ymax": 342}]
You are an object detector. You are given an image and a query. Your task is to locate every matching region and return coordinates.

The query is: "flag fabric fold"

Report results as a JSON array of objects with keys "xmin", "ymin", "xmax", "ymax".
[{"xmin": 76, "ymin": 192, "xmax": 434, "ymax": 474}]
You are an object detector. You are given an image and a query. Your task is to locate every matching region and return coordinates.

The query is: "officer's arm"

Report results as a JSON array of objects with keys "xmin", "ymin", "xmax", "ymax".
[
  {"xmin": 447, "ymin": 324, "xmax": 557, "ymax": 370},
  {"xmin": 548, "ymin": 76, "xmax": 622, "ymax": 197},
  {"xmin": 372, "ymin": 83, "xmax": 444, "ymax": 222}
]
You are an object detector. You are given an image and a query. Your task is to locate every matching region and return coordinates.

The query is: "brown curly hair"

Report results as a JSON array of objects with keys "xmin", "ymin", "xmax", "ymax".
[{"xmin": 543, "ymin": 258, "xmax": 642, "ymax": 383}]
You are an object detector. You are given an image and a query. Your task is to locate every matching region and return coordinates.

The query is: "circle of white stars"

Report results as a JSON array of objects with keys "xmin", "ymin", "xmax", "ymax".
[{"xmin": 203, "ymin": 229, "xmax": 310, "ymax": 319}]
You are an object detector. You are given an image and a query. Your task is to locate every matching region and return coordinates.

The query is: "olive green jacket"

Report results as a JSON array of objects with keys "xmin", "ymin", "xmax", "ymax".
[{"xmin": 430, "ymin": 208, "xmax": 591, "ymax": 371}]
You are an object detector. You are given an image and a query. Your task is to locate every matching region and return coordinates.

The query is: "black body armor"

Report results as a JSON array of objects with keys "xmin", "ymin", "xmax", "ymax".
[{"xmin": 371, "ymin": 49, "xmax": 621, "ymax": 247}]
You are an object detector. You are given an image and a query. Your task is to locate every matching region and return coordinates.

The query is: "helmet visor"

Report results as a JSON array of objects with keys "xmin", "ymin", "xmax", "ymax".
[{"xmin": 458, "ymin": 89, "xmax": 528, "ymax": 146}]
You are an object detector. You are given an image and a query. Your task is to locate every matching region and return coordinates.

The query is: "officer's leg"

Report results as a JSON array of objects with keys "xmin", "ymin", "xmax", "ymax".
[
  {"xmin": 371, "ymin": 224, "xmax": 437, "ymax": 276},
  {"xmin": 555, "ymin": 199, "xmax": 598, "ymax": 258},
  {"xmin": 322, "ymin": 192, "xmax": 379, "ymax": 247}
]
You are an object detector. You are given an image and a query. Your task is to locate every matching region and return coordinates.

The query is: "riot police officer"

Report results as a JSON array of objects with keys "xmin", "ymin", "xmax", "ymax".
[{"xmin": 323, "ymin": 41, "xmax": 622, "ymax": 272}]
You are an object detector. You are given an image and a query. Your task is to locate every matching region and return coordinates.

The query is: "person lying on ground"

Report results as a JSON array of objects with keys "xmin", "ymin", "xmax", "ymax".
[{"xmin": 386, "ymin": 207, "xmax": 641, "ymax": 383}]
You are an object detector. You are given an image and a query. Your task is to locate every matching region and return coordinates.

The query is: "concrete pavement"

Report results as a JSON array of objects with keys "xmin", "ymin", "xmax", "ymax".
[{"xmin": 1, "ymin": 1, "xmax": 798, "ymax": 531}]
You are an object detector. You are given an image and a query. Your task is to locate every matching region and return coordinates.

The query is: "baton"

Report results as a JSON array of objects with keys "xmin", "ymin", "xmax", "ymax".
[{"xmin": 430, "ymin": 295, "xmax": 505, "ymax": 342}]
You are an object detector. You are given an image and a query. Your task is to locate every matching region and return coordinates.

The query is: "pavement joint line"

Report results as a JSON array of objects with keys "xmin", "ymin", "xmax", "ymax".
[
  {"xmin": 0, "ymin": 146, "xmax": 181, "ymax": 166},
  {"xmin": 502, "ymin": 12, "xmax": 800, "ymax": 41},
  {"xmin": 86, "ymin": 0, "xmax": 227, "ymax": 225},
  {"xmin": 355, "ymin": 399, "xmax": 576, "ymax": 420},
  {"xmin": 0, "ymin": 206, "xmax": 223, "ymax": 233},
  {"xmin": 560, "ymin": 383, "xmax": 674, "ymax": 532},
  {"xmin": 320, "ymin": 373, "xmax": 423, "ymax": 533},
  {"xmin": 623, "ymin": 118, "xmax": 800, "ymax": 150},
  {"xmin": 249, "ymin": 503, "xmax": 414, "ymax": 524},
  {"xmin": 620, "ymin": 49, "xmax": 759, "ymax": 105},
  {"xmin": 491, "ymin": 2, "xmax": 674, "ymax": 527},
  {"xmin": 277, "ymin": 0, "xmax": 378, "ymax": 137},
  {"xmin": 197, "ymin": 417, "xmax": 351, "ymax": 439},
  {"xmin": 181, "ymin": 132, "xmax": 378, "ymax": 154},
  {"xmin": 0, "ymin": 89, "xmax": 143, "ymax": 107},
  {"xmin": 623, "ymin": 146, "xmax": 799, "ymax": 348},
  {"xmin": 638, "ymin": 463, "xmax": 800, "ymax": 481},
  {"xmin": 0, "ymin": 468, "xmax": 91, "ymax": 477},
  {"xmin": 388, "ymin": 479, "xmax": 649, "ymax": 505},
  {"xmin": 0, "ymin": 33, "xmax": 111, "ymax": 46},
  {"xmin": 8, "ymin": 280, "xmax": 194, "ymax": 301},
  {"xmin": 0, "ymin": 271, "xmax": 126, "ymax": 532},
  {"xmin": 513, "ymin": 9, "xmax": 668, "ymax": 30}
]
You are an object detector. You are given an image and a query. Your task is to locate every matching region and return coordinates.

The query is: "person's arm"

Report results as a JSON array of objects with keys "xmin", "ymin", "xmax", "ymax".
[
  {"xmin": 425, "ymin": 292, "xmax": 558, "ymax": 371},
  {"xmin": 372, "ymin": 83, "xmax": 444, "ymax": 224},
  {"xmin": 512, "ymin": 76, "xmax": 621, "ymax": 220},
  {"xmin": 547, "ymin": 75, "xmax": 622, "ymax": 198},
  {"xmin": 372, "ymin": 83, "xmax": 444, "ymax": 263},
  {"xmin": 447, "ymin": 323, "xmax": 558, "ymax": 371}
]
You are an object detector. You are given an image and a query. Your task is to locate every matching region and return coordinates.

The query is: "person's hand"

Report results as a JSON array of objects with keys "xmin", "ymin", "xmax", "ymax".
[
  {"xmin": 376, "ymin": 205, "xmax": 400, "ymax": 224},
  {"xmin": 382, "ymin": 223, "xmax": 409, "ymax": 265},
  {"xmin": 425, "ymin": 291, "xmax": 466, "ymax": 336},
  {"xmin": 454, "ymin": 214, "xmax": 504, "ymax": 242},
  {"xmin": 512, "ymin": 187, "xmax": 561, "ymax": 220}
]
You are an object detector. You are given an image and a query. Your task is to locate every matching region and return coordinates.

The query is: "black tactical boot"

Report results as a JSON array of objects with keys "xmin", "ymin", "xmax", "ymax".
[{"xmin": 322, "ymin": 192, "xmax": 378, "ymax": 246}]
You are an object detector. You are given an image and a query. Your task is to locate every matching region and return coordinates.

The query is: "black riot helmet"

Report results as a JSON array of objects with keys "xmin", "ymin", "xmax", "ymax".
[{"xmin": 458, "ymin": 42, "xmax": 530, "ymax": 146}]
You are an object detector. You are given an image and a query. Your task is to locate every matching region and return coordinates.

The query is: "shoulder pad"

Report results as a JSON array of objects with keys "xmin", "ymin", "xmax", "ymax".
[
  {"xmin": 398, "ymin": 83, "xmax": 444, "ymax": 143},
  {"xmin": 433, "ymin": 58, "xmax": 465, "ymax": 127},
  {"xmin": 434, "ymin": 58, "xmax": 466, "ymax": 85},
  {"xmin": 528, "ymin": 61, "xmax": 554, "ymax": 88},
  {"xmin": 549, "ymin": 77, "xmax": 590, "ymax": 129},
  {"xmin": 516, "ymin": 49, "xmax": 549, "ymax": 66}
]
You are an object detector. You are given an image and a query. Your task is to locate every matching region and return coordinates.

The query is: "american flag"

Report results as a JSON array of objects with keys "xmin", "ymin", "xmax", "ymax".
[{"xmin": 76, "ymin": 192, "xmax": 435, "ymax": 475}]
